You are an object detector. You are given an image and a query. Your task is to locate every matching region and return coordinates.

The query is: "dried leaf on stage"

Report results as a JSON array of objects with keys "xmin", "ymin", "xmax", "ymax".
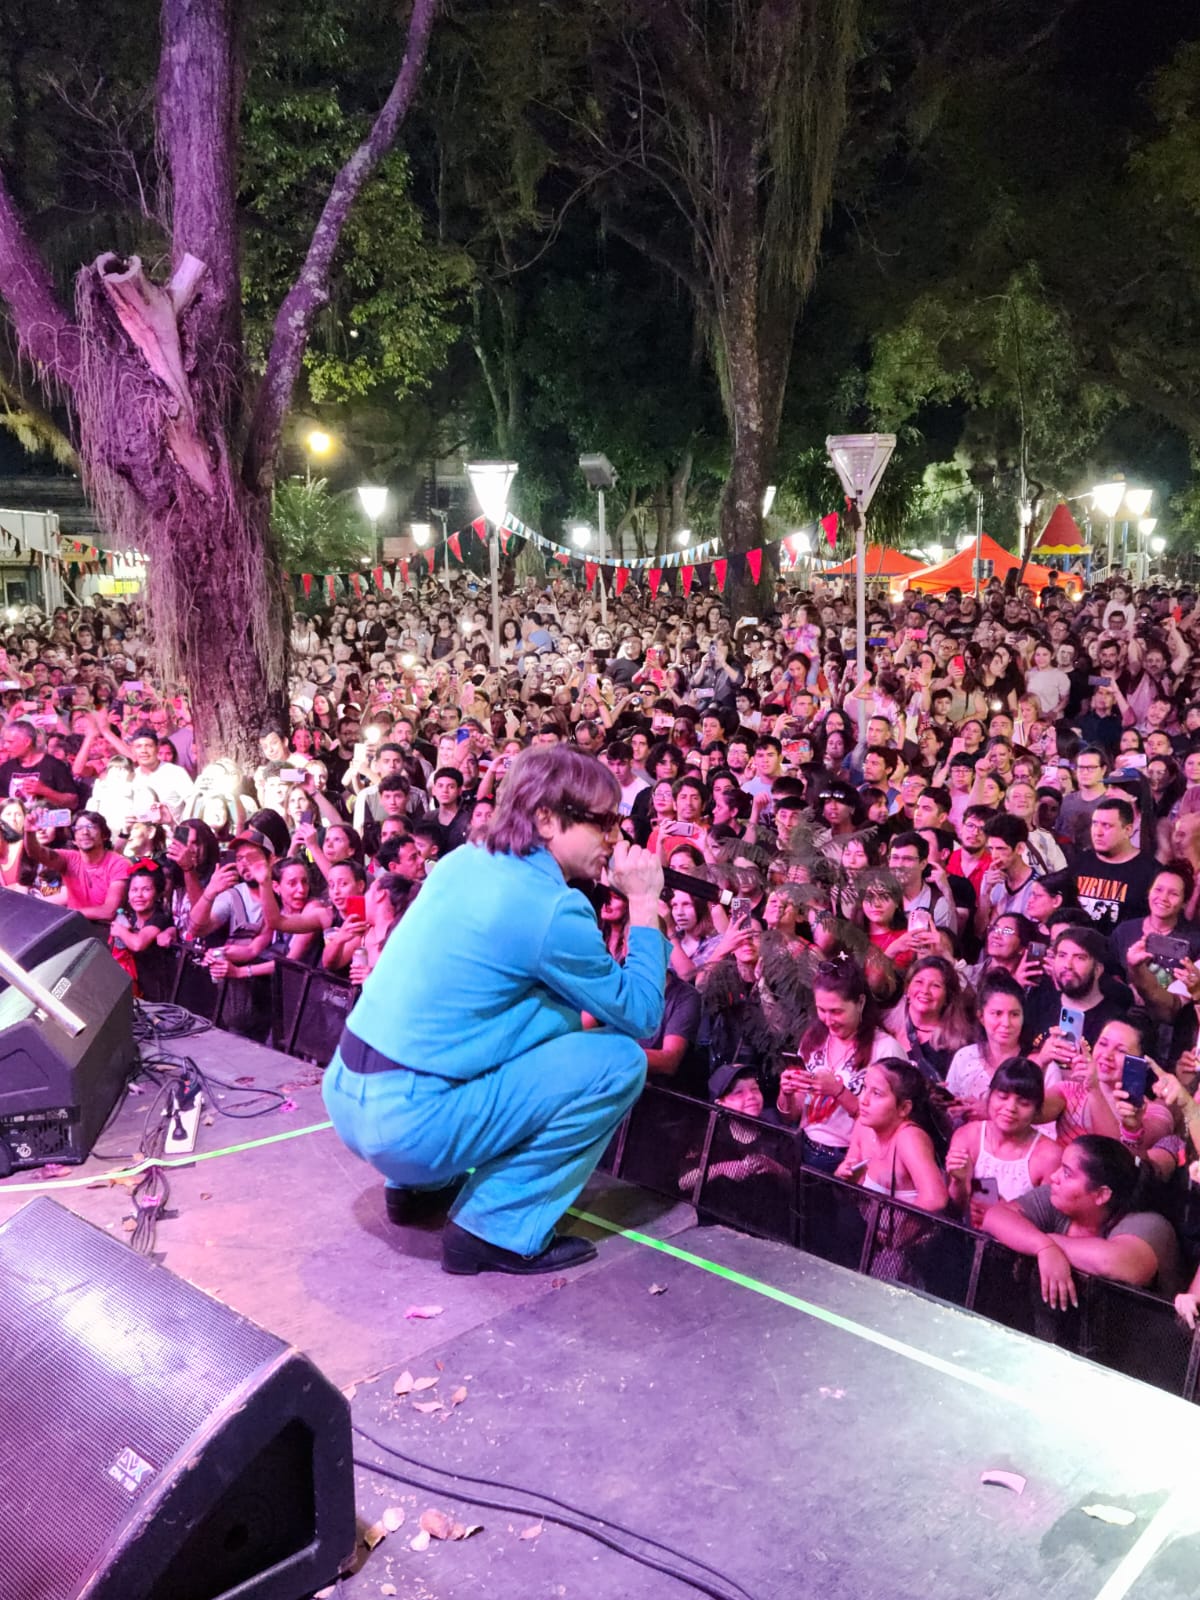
[
  {"xmin": 649, "ymin": 1283, "xmax": 668, "ymax": 1295},
  {"xmin": 393, "ymin": 1370, "xmax": 415, "ymax": 1395},
  {"xmin": 342, "ymin": 1383, "xmax": 357, "ymax": 1401},
  {"xmin": 519, "ymin": 1522, "xmax": 544, "ymax": 1540},
  {"xmin": 404, "ymin": 1304, "xmax": 444, "ymax": 1319},
  {"xmin": 450, "ymin": 1523, "xmax": 482, "ymax": 1540},
  {"xmin": 381, "ymin": 1506, "xmax": 405, "ymax": 1531},
  {"xmin": 412, "ymin": 1401, "xmax": 443, "ymax": 1414},
  {"xmin": 980, "ymin": 1469, "xmax": 1026, "ymax": 1494},
  {"xmin": 409, "ymin": 1529, "xmax": 431, "ymax": 1552},
  {"xmin": 360, "ymin": 1519, "xmax": 388, "ymax": 1550},
  {"xmin": 449, "ymin": 1386, "xmax": 468, "ymax": 1408},
  {"xmin": 381, "ymin": 1586, "xmax": 397, "ymax": 1596},
  {"xmin": 412, "ymin": 1375, "xmax": 439, "ymax": 1391},
  {"xmin": 419, "ymin": 1508, "xmax": 456, "ymax": 1540},
  {"xmin": 1081, "ymin": 1503, "xmax": 1136, "ymax": 1526},
  {"xmin": 235, "ymin": 1075, "xmax": 255, "ymax": 1086},
  {"xmin": 435, "ymin": 1359, "xmax": 445, "ymax": 1371}
]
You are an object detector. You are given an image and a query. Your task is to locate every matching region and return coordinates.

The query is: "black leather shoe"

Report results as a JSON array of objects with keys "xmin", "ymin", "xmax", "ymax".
[
  {"xmin": 441, "ymin": 1219, "xmax": 598, "ymax": 1276},
  {"xmin": 385, "ymin": 1179, "xmax": 464, "ymax": 1226}
]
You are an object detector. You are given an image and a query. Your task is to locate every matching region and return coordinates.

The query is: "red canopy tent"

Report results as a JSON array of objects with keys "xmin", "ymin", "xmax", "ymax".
[
  {"xmin": 1033, "ymin": 502, "xmax": 1089, "ymax": 556},
  {"xmin": 821, "ymin": 546, "xmax": 923, "ymax": 579},
  {"xmin": 903, "ymin": 532, "xmax": 1082, "ymax": 596}
]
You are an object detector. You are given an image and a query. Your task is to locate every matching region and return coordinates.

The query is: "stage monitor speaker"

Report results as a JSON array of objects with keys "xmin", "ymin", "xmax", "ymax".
[
  {"xmin": 0, "ymin": 934, "xmax": 136, "ymax": 1174},
  {"xmin": 0, "ymin": 887, "xmax": 101, "ymax": 972},
  {"xmin": 0, "ymin": 1198, "xmax": 357, "ymax": 1600}
]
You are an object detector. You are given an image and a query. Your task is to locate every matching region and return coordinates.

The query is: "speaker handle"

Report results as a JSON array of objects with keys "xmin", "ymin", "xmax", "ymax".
[{"xmin": 0, "ymin": 943, "xmax": 86, "ymax": 1035}]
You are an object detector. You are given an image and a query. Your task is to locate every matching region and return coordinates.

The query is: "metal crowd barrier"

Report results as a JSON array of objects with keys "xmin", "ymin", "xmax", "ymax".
[
  {"xmin": 136, "ymin": 946, "xmax": 1200, "ymax": 1403},
  {"xmin": 600, "ymin": 1084, "xmax": 1200, "ymax": 1405}
]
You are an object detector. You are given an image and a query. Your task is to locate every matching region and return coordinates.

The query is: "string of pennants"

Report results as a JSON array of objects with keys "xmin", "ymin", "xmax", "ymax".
[{"xmin": 290, "ymin": 509, "xmax": 843, "ymax": 603}]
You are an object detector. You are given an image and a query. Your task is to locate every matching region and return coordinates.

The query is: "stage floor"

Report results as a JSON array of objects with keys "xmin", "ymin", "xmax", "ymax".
[{"xmin": 2, "ymin": 1025, "xmax": 1197, "ymax": 1600}]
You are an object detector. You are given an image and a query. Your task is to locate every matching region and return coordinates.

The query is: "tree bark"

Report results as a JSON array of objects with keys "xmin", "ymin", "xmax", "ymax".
[{"xmin": 0, "ymin": 0, "xmax": 440, "ymax": 768}]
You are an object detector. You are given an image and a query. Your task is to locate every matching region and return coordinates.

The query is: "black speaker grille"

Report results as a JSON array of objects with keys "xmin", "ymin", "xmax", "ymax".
[{"xmin": 0, "ymin": 1199, "xmax": 290, "ymax": 1600}]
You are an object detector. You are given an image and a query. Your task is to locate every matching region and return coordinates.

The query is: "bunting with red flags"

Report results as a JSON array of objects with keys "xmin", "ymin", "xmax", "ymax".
[
  {"xmin": 614, "ymin": 566, "xmax": 630, "ymax": 598},
  {"xmin": 584, "ymin": 561, "xmax": 598, "ymax": 592},
  {"xmin": 448, "ymin": 532, "xmax": 463, "ymax": 563},
  {"xmin": 821, "ymin": 512, "xmax": 839, "ymax": 550},
  {"xmin": 301, "ymin": 573, "xmax": 313, "ymax": 598},
  {"xmin": 746, "ymin": 548, "xmax": 762, "ymax": 585},
  {"xmin": 647, "ymin": 568, "xmax": 663, "ymax": 599},
  {"xmin": 681, "ymin": 565, "xmax": 694, "ymax": 597},
  {"xmin": 711, "ymin": 558, "xmax": 727, "ymax": 593}
]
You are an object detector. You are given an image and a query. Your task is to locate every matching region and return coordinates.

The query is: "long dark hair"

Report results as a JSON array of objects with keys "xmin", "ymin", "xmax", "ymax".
[
  {"xmin": 872, "ymin": 1056, "xmax": 950, "ymax": 1160},
  {"xmin": 800, "ymin": 957, "xmax": 880, "ymax": 1083}
]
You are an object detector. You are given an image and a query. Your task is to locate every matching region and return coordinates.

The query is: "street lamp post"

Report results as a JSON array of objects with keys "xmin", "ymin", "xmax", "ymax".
[
  {"xmin": 357, "ymin": 485, "xmax": 388, "ymax": 568},
  {"xmin": 303, "ymin": 428, "xmax": 333, "ymax": 486},
  {"xmin": 580, "ymin": 453, "xmax": 617, "ymax": 624},
  {"xmin": 826, "ymin": 434, "xmax": 896, "ymax": 739},
  {"xmin": 466, "ymin": 461, "xmax": 518, "ymax": 666}
]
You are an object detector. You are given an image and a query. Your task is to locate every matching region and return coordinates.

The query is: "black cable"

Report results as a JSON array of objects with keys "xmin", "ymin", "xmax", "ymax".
[
  {"xmin": 351, "ymin": 1425, "xmax": 755, "ymax": 1600},
  {"xmin": 351, "ymin": 1455, "xmax": 747, "ymax": 1600}
]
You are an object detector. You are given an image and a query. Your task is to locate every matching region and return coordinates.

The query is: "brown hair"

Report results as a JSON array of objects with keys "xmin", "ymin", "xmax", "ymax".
[{"xmin": 486, "ymin": 744, "xmax": 620, "ymax": 857}]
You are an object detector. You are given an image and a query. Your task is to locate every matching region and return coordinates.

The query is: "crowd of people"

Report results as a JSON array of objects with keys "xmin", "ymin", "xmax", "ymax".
[{"xmin": 8, "ymin": 563, "xmax": 1200, "ymax": 1325}]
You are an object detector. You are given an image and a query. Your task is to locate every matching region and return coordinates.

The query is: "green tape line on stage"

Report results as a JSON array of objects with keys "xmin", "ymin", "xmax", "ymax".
[
  {"xmin": 568, "ymin": 1206, "xmax": 1026, "ymax": 1406},
  {"xmin": 0, "ymin": 1120, "xmax": 336, "ymax": 1194}
]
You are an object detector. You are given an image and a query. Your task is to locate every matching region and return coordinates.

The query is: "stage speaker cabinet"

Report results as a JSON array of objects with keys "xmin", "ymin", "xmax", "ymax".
[
  {"xmin": 0, "ymin": 932, "xmax": 136, "ymax": 1174},
  {"xmin": 0, "ymin": 1198, "xmax": 357, "ymax": 1600}
]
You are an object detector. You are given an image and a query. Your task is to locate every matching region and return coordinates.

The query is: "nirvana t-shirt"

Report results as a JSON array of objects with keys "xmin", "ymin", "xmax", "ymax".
[{"xmin": 1071, "ymin": 850, "xmax": 1158, "ymax": 932}]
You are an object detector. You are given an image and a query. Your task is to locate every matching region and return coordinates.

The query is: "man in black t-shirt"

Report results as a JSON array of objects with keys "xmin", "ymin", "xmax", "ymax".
[
  {"xmin": 1024, "ymin": 926, "xmax": 1133, "ymax": 1065},
  {"xmin": 1071, "ymin": 796, "xmax": 1158, "ymax": 932},
  {"xmin": 0, "ymin": 720, "xmax": 78, "ymax": 811}
]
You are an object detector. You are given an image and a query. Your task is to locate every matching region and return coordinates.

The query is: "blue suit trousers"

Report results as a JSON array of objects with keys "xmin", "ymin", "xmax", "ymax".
[{"xmin": 322, "ymin": 1030, "xmax": 647, "ymax": 1256}]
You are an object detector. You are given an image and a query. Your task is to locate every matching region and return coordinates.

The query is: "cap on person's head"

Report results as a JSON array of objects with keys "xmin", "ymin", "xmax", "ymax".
[
  {"xmin": 233, "ymin": 809, "xmax": 290, "ymax": 857},
  {"xmin": 708, "ymin": 1060, "xmax": 761, "ymax": 1101}
]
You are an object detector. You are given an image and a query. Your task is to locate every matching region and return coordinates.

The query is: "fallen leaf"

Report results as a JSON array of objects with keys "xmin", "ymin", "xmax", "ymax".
[
  {"xmin": 412, "ymin": 1375, "xmax": 439, "ymax": 1391},
  {"xmin": 404, "ymin": 1304, "xmax": 444, "ymax": 1320},
  {"xmin": 550, "ymin": 1277, "xmax": 568, "ymax": 1289},
  {"xmin": 199, "ymin": 1192, "xmax": 212, "ymax": 1201},
  {"xmin": 449, "ymin": 1386, "xmax": 468, "ymax": 1408},
  {"xmin": 381, "ymin": 1506, "xmax": 405, "ymax": 1532},
  {"xmin": 121, "ymin": 1218, "xmax": 136, "ymax": 1233},
  {"xmin": 234, "ymin": 1075, "xmax": 255, "ymax": 1086},
  {"xmin": 980, "ymin": 1470, "xmax": 1026, "ymax": 1495},
  {"xmin": 519, "ymin": 1522, "xmax": 544, "ymax": 1541},
  {"xmin": 409, "ymin": 1530, "xmax": 431, "ymax": 1552},
  {"xmin": 361, "ymin": 1520, "xmax": 388, "ymax": 1550},
  {"xmin": 342, "ymin": 1383, "xmax": 358, "ymax": 1401},
  {"xmin": 648, "ymin": 1283, "xmax": 667, "ymax": 1295},
  {"xmin": 381, "ymin": 1586, "xmax": 397, "ymax": 1596},
  {"xmin": 435, "ymin": 1359, "xmax": 445, "ymax": 1371},
  {"xmin": 279, "ymin": 1098, "xmax": 298, "ymax": 1112},
  {"xmin": 38, "ymin": 1163, "xmax": 73, "ymax": 1179},
  {"xmin": 419, "ymin": 1509, "xmax": 456, "ymax": 1541},
  {"xmin": 203, "ymin": 1115, "xmax": 214, "ymax": 1126},
  {"xmin": 393, "ymin": 1371, "xmax": 414, "ymax": 1396},
  {"xmin": 450, "ymin": 1523, "xmax": 482, "ymax": 1541},
  {"xmin": 314, "ymin": 1587, "xmax": 336, "ymax": 1599},
  {"xmin": 1081, "ymin": 1504, "xmax": 1136, "ymax": 1527},
  {"xmin": 412, "ymin": 1401, "xmax": 443, "ymax": 1415}
]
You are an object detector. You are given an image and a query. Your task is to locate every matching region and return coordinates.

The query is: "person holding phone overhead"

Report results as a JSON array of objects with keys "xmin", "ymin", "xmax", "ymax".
[{"xmin": 322, "ymin": 744, "xmax": 668, "ymax": 1275}]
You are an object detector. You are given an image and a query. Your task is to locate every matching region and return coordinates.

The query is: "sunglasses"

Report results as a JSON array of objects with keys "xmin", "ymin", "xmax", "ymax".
[{"xmin": 560, "ymin": 806, "xmax": 620, "ymax": 834}]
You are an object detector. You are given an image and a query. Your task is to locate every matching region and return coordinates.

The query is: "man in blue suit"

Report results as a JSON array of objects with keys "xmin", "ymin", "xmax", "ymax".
[{"xmin": 323, "ymin": 743, "xmax": 668, "ymax": 1275}]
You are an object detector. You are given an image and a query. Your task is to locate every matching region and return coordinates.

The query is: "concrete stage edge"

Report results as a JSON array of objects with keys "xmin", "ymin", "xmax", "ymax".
[{"xmin": 0, "ymin": 1023, "xmax": 1195, "ymax": 1600}]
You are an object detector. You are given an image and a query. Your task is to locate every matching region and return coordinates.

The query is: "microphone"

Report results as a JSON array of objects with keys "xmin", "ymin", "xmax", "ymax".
[{"xmin": 602, "ymin": 864, "xmax": 734, "ymax": 908}]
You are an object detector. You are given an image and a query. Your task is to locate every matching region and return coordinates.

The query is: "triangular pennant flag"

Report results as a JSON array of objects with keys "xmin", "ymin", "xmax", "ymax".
[
  {"xmin": 398, "ymin": 558, "xmax": 409, "ymax": 586},
  {"xmin": 301, "ymin": 573, "xmax": 313, "ymax": 598},
  {"xmin": 448, "ymin": 531, "xmax": 463, "ymax": 563},
  {"xmin": 423, "ymin": 549, "xmax": 434, "ymax": 574},
  {"xmin": 472, "ymin": 516, "xmax": 487, "ymax": 540},
  {"xmin": 821, "ymin": 512, "xmax": 839, "ymax": 550},
  {"xmin": 349, "ymin": 571, "xmax": 363, "ymax": 598},
  {"xmin": 614, "ymin": 566, "xmax": 630, "ymax": 598},
  {"xmin": 681, "ymin": 565, "xmax": 694, "ymax": 597},
  {"xmin": 325, "ymin": 574, "xmax": 337, "ymax": 603},
  {"xmin": 554, "ymin": 551, "xmax": 570, "ymax": 566},
  {"xmin": 746, "ymin": 548, "xmax": 763, "ymax": 585},
  {"xmin": 371, "ymin": 566, "xmax": 384, "ymax": 590},
  {"xmin": 584, "ymin": 560, "xmax": 598, "ymax": 592},
  {"xmin": 499, "ymin": 528, "xmax": 511, "ymax": 555},
  {"xmin": 647, "ymin": 568, "xmax": 663, "ymax": 599},
  {"xmin": 712, "ymin": 558, "xmax": 727, "ymax": 594}
]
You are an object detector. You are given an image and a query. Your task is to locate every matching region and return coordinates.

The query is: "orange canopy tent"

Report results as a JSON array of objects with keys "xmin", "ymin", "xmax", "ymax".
[
  {"xmin": 821, "ymin": 546, "xmax": 924, "ymax": 579},
  {"xmin": 1033, "ymin": 502, "xmax": 1089, "ymax": 556},
  {"xmin": 902, "ymin": 532, "xmax": 1082, "ymax": 596}
]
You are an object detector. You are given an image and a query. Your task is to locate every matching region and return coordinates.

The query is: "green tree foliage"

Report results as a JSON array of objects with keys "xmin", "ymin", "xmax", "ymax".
[{"xmin": 270, "ymin": 477, "xmax": 371, "ymax": 580}]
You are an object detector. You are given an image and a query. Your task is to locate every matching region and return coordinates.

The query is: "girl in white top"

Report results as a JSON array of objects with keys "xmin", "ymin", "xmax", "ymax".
[
  {"xmin": 835, "ymin": 1059, "xmax": 949, "ymax": 1213},
  {"xmin": 946, "ymin": 1056, "xmax": 1061, "ymax": 1225}
]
